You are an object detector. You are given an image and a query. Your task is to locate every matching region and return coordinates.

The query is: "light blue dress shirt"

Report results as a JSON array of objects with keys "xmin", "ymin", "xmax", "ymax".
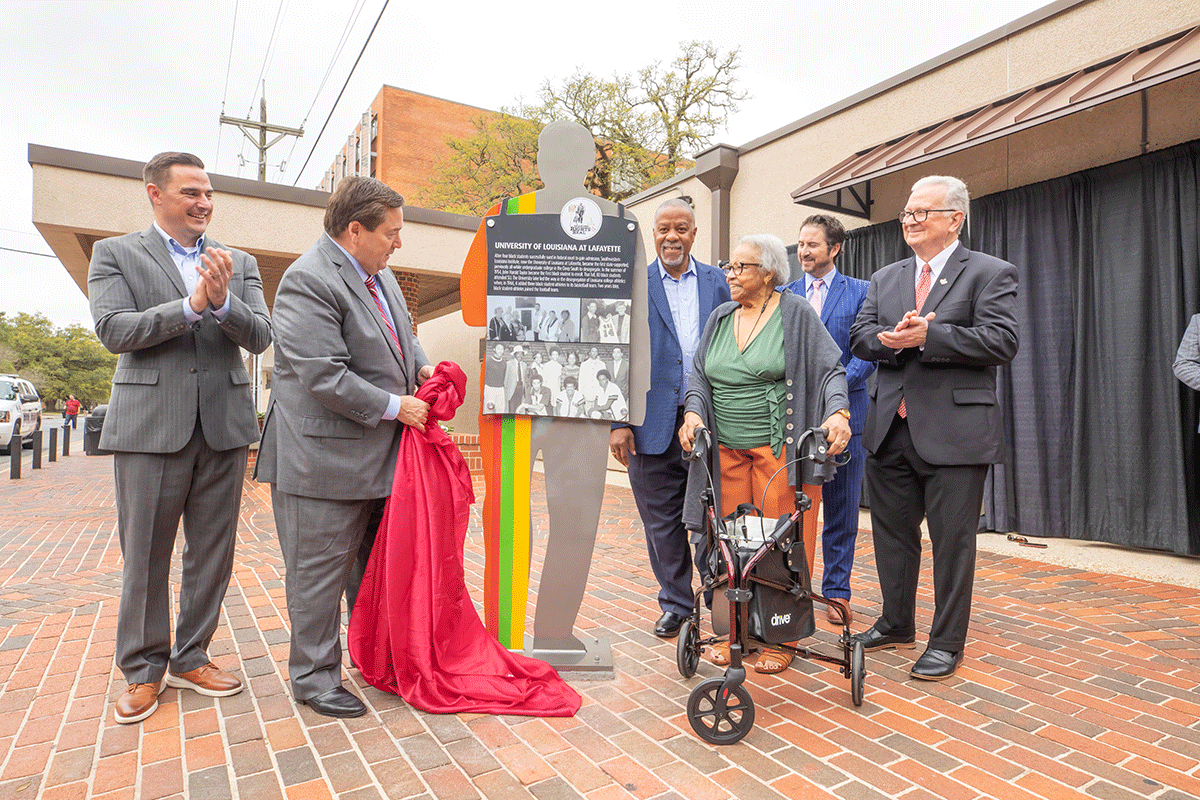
[
  {"xmin": 328, "ymin": 234, "xmax": 403, "ymax": 421},
  {"xmin": 660, "ymin": 255, "xmax": 701, "ymax": 403},
  {"xmin": 153, "ymin": 223, "xmax": 230, "ymax": 323}
]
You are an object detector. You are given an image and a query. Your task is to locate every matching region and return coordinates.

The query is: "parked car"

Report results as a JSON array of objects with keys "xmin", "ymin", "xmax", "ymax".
[{"xmin": 0, "ymin": 375, "xmax": 43, "ymax": 454}]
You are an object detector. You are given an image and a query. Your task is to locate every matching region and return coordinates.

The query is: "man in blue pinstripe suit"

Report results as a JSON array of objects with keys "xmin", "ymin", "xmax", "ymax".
[{"xmin": 782, "ymin": 215, "xmax": 874, "ymax": 625}]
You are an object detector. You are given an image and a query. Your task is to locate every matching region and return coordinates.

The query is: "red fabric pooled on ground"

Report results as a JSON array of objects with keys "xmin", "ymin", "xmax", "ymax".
[{"xmin": 347, "ymin": 361, "xmax": 580, "ymax": 716}]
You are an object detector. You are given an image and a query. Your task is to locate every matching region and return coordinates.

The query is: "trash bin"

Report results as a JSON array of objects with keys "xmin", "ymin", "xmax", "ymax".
[{"xmin": 84, "ymin": 405, "xmax": 112, "ymax": 456}]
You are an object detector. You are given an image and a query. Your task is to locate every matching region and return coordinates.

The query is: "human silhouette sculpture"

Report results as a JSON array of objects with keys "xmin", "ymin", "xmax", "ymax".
[{"xmin": 461, "ymin": 120, "xmax": 648, "ymax": 657}]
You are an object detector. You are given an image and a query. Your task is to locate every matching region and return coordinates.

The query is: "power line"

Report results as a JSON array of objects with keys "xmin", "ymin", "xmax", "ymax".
[
  {"xmin": 248, "ymin": 0, "xmax": 287, "ymax": 118},
  {"xmin": 280, "ymin": 0, "xmax": 369, "ymax": 177},
  {"xmin": 0, "ymin": 246, "xmax": 58, "ymax": 259},
  {"xmin": 291, "ymin": 0, "xmax": 391, "ymax": 187},
  {"xmin": 215, "ymin": 0, "xmax": 241, "ymax": 169}
]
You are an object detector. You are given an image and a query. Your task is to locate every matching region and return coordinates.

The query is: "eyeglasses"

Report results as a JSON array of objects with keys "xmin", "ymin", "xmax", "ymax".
[
  {"xmin": 898, "ymin": 208, "xmax": 957, "ymax": 223},
  {"xmin": 721, "ymin": 261, "xmax": 761, "ymax": 276}
]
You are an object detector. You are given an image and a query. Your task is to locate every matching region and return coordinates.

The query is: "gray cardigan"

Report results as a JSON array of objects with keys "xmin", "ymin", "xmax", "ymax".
[{"xmin": 682, "ymin": 289, "xmax": 849, "ymax": 530}]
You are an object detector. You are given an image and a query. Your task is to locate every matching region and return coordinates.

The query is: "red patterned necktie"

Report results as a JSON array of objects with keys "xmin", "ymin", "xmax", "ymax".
[
  {"xmin": 365, "ymin": 274, "xmax": 403, "ymax": 357},
  {"xmin": 897, "ymin": 263, "xmax": 932, "ymax": 420}
]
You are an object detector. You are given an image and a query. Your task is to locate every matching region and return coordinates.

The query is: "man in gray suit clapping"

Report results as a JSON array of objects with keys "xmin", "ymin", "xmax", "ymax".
[
  {"xmin": 255, "ymin": 177, "xmax": 433, "ymax": 718},
  {"xmin": 89, "ymin": 152, "xmax": 273, "ymax": 724}
]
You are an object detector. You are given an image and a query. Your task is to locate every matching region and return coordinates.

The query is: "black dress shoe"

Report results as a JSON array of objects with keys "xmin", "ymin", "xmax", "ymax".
[
  {"xmin": 851, "ymin": 624, "xmax": 917, "ymax": 652},
  {"xmin": 654, "ymin": 612, "xmax": 686, "ymax": 638},
  {"xmin": 909, "ymin": 648, "xmax": 963, "ymax": 681},
  {"xmin": 300, "ymin": 686, "xmax": 367, "ymax": 718}
]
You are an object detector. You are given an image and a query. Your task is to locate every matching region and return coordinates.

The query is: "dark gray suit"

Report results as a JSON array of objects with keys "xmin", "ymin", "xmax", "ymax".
[
  {"xmin": 255, "ymin": 234, "xmax": 429, "ymax": 700},
  {"xmin": 89, "ymin": 227, "xmax": 272, "ymax": 683},
  {"xmin": 850, "ymin": 243, "xmax": 1018, "ymax": 652}
]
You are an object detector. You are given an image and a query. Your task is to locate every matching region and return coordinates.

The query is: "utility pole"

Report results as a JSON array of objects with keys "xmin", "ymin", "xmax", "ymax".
[
  {"xmin": 218, "ymin": 91, "xmax": 302, "ymax": 413},
  {"xmin": 219, "ymin": 93, "xmax": 304, "ymax": 181}
]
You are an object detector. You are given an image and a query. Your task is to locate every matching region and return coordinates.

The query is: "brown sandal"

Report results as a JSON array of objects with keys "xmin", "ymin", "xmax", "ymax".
[
  {"xmin": 753, "ymin": 647, "xmax": 794, "ymax": 674},
  {"xmin": 709, "ymin": 642, "xmax": 731, "ymax": 666}
]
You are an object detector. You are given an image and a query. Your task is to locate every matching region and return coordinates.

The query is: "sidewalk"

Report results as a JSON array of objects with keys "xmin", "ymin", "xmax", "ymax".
[{"xmin": 2, "ymin": 450, "xmax": 1200, "ymax": 799}]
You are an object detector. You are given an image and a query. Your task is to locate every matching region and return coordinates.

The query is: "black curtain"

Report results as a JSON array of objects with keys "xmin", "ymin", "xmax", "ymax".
[
  {"xmin": 977, "ymin": 141, "xmax": 1200, "ymax": 552},
  {"xmin": 838, "ymin": 219, "xmax": 908, "ymax": 281},
  {"xmin": 814, "ymin": 141, "xmax": 1200, "ymax": 553}
]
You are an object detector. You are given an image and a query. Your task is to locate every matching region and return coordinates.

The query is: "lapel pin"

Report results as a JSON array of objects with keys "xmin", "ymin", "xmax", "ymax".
[{"xmin": 939, "ymin": 278, "xmax": 948, "ymax": 284}]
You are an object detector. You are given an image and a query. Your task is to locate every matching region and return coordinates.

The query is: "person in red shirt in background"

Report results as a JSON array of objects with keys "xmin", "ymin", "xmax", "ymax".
[{"xmin": 63, "ymin": 395, "xmax": 82, "ymax": 429}]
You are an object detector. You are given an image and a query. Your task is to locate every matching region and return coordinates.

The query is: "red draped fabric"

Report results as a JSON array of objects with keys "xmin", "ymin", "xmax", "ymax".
[{"xmin": 347, "ymin": 361, "xmax": 580, "ymax": 716}]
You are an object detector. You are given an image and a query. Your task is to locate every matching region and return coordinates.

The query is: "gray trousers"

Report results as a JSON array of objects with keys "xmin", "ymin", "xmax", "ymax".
[
  {"xmin": 272, "ymin": 488, "xmax": 385, "ymax": 700},
  {"xmin": 114, "ymin": 423, "xmax": 247, "ymax": 683}
]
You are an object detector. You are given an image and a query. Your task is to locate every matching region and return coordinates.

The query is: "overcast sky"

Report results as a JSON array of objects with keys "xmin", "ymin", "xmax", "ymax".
[{"xmin": 1, "ymin": 0, "xmax": 1054, "ymax": 329}]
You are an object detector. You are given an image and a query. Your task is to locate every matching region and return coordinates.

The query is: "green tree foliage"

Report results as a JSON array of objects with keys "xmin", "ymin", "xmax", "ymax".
[
  {"xmin": 420, "ymin": 41, "xmax": 747, "ymax": 215},
  {"xmin": 0, "ymin": 312, "xmax": 117, "ymax": 409},
  {"xmin": 420, "ymin": 113, "xmax": 544, "ymax": 215}
]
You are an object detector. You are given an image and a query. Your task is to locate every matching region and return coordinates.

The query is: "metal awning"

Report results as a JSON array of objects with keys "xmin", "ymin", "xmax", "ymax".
[{"xmin": 792, "ymin": 25, "xmax": 1200, "ymax": 217}]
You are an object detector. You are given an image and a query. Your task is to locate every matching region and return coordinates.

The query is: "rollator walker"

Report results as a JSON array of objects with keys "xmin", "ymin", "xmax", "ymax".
[{"xmin": 675, "ymin": 426, "xmax": 866, "ymax": 745}]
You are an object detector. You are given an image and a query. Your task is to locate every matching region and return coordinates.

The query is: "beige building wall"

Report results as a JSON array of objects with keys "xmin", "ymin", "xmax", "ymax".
[{"xmin": 727, "ymin": 0, "xmax": 1197, "ymax": 238}]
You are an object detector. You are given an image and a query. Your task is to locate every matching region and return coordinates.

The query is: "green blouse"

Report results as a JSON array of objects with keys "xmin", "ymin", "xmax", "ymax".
[{"xmin": 707, "ymin": 306, "xmax": 787, "ymax": 456}]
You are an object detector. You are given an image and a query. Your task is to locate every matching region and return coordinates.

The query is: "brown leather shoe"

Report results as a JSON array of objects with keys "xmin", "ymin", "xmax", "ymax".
[
  {"xmin": 115, "ymin": 681, "xmax": 165, "ymax": 724},
  {"xmin": 826, "ymin": 598, "xmax": 853, "ymax": 626},
  {"xmin": 166, "ymin": 662, "xmax": 243, "ymax": 697}
]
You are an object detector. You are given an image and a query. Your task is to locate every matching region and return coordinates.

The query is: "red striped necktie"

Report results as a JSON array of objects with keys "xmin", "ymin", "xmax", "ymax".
[
  {"xmin": 364, "ymin": 274, "xmax": 403, "ymax": 358},
  {"xmin": 897, "ymin": 263, "xmax": 931, "ymax": 420}
]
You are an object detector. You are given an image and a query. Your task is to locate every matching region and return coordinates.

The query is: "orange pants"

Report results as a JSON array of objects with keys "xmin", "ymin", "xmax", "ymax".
[{"xmin": 718, "ymin": 444, "xmax": 821, "ymax": 577}]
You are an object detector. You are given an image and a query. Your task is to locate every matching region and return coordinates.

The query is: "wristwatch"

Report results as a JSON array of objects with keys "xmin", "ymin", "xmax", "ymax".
[{"xmin": 835, "ymin": 408, "xmax": 851, "ymax": 421}]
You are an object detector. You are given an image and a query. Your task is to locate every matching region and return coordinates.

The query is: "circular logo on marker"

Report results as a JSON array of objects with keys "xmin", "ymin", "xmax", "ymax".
[{"xmin": 560, "ymin": 197, "xmax": 603, "ymax": 240}]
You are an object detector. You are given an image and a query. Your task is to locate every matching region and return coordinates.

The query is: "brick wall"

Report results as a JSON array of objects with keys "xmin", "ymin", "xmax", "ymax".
[
  {"xmin": 393, "ymin": 269, "xmax": 420, "ymax": 333},
  {"xmin": 248, "ymin": 435, "xmax": 484, "ymax": 494},
  {"xmin": 451, "ymin": 433, "xmax": 484, "ymax": 496}
]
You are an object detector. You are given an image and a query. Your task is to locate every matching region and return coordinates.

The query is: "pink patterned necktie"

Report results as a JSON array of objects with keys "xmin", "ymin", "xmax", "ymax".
[
  {"xmin": 897, "ymin": 263, "xmax": 932, "ymax": 420},
  {"xmin": 365, "ymin": 274, "xmax": 403, "ymax": 357},
  {"xmin": 809, "ymin": 278, "xmax": 825, "ymax": 316}
]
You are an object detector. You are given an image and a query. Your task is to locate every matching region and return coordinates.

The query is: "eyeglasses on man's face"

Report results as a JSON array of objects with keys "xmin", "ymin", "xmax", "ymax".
[
  {"xmin": 898, "ymin": 208, "xmax": 957, "ymax": 223},
  {"xmin": 720, "ymin": 261, "xmax": 761, "ymax": 276}
]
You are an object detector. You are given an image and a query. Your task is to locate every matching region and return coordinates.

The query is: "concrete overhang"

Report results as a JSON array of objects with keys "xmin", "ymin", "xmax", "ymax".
[{"xmin": 28, "ymin": 144, "xmax": 479, "ymax": 321}]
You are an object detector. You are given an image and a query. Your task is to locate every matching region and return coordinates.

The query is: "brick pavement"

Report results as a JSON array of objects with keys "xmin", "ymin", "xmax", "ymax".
[{"xmin": 2, "ymin": 449, "xmax": 1200, "ymax": 799}]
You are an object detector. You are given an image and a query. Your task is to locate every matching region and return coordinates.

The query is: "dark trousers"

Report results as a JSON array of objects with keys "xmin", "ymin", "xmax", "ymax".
[
  {"xmin": 820, "ymin": 431, "xmax": 865, "ymax": 600},
  {"xmin": 628, "ymin": 407, "xmax": 704, "ymax": 617},
  {"xmin": 864, "ymin": 417, "xmax": 987, "ymax": 652}
]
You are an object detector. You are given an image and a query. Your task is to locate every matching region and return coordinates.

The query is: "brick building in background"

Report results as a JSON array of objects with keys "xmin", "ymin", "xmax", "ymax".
[{"xmin": 319, "ymin": 85, "xmax": 500, "ymax": 204}]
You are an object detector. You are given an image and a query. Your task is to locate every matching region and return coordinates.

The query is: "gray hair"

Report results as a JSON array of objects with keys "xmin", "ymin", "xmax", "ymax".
[
  {"xmin": 736, "ymin": 234, "xmax": 791, "ymax": 288},
  {"xmin": 655, "ymin": 197, "xmax": 696, "ymax": 223},
  {"xmin": 912, "ymin": 175, "xmax": 970, "ymax": 218}
]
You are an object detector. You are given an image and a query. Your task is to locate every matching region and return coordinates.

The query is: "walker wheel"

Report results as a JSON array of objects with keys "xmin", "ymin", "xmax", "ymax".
[
  {"xmin": 687, "ymin": 678, "xmax": 755, "ymax": 745},
  {"xmin": 676, "ymin": 619, "xmax": 700, "ymax": 678},
  {"xmin": 850, "ymin": 640, "xmax": 866, "ymax": 707}
]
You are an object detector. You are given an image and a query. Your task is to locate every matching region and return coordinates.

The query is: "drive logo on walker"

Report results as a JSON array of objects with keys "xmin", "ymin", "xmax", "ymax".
[
  {"xmin": 771, "ymin": 613, "xmax": 792, "ymax": 627},
  {"xmin": 560, "ymin": 197, "xmax": 602, "ymax": 240}
]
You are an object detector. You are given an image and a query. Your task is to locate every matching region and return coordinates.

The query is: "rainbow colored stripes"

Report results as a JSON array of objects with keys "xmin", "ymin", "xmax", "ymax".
[{"xmin": 480, "ymin": 189, "xmax": 539, "ymax": 649}]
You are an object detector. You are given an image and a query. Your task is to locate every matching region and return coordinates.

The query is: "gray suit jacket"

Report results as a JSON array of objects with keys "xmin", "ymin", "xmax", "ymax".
[
  {"xmin": 255, "ymin": 234, "xmax": 430, "ymax": 500},
  {"xmin": 850, "ymin": 243, "xmax": 1019, "ymax": 465},
  {"xmin": 1174, "ymin": 313, "xmax": 1200, "ymax": 431},
  {"xmin": 88, "ymin": 227, "xmax": 272, "ymax": 452}
]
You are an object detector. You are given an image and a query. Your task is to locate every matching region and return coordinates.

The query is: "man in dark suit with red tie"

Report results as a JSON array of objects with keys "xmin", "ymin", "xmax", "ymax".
[{"xmin": 849, "ymin": 175, "xmax": 1018, "ymax": 680}]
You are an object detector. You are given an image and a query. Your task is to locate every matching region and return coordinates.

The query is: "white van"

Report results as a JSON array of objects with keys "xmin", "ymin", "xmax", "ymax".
[{"xmin": 0, "ymin": 375, "xmax": 43, "ymax": 454}]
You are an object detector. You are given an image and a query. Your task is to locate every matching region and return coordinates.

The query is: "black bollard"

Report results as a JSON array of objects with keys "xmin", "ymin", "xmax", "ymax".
[
  {"xmin": 9, "ymin": 442, "xmax": 19, "ymax": 479},
  {"xmin": 32, "ymin": 431, "xmax": 41, "ymax": 469},
  {"xmin": 49, "ymin": 427, "xmax": 57, "ymax": 462},
  {"xmin": 62, "ymin": 426, "xmax": 70, "ymax": 457}
]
